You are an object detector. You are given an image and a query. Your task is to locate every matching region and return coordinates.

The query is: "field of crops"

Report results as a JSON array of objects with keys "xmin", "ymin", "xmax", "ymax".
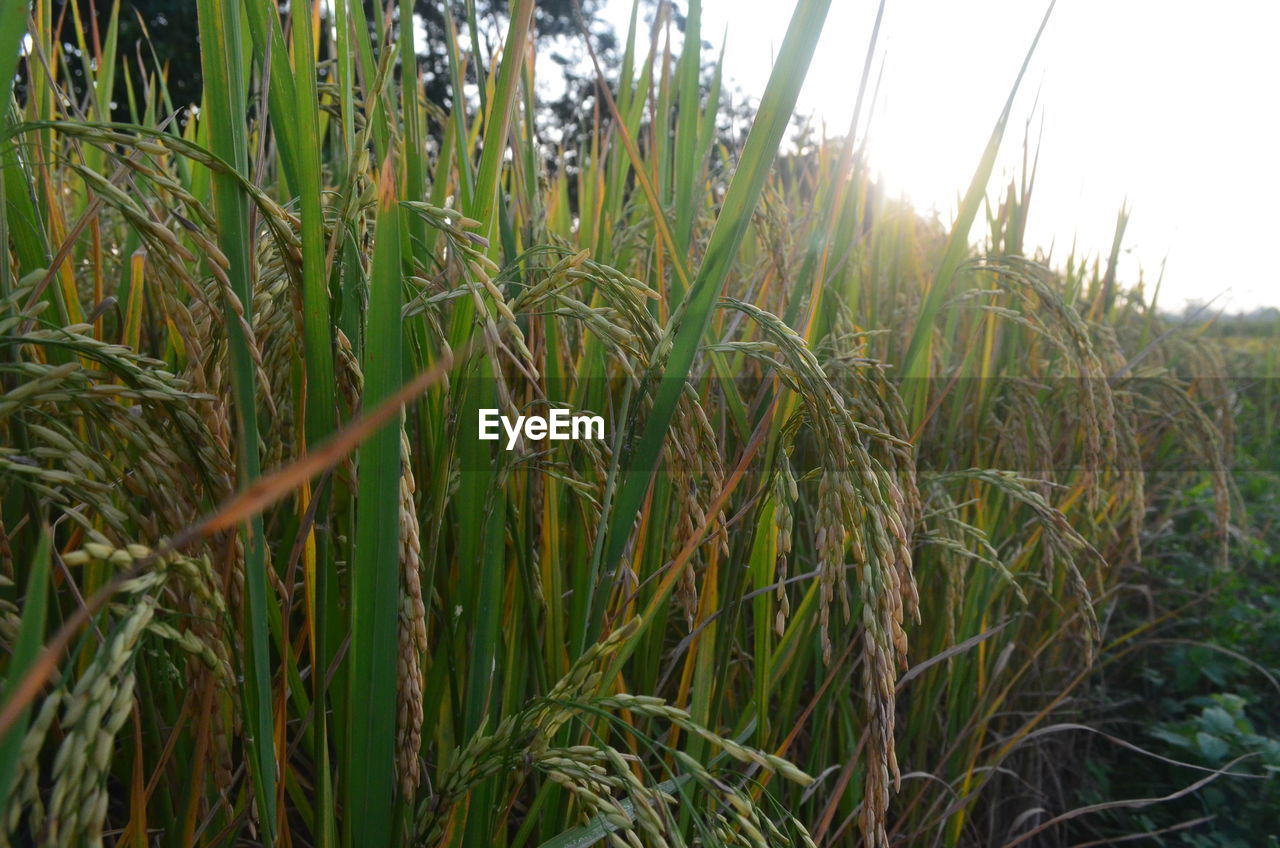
[{"xmin": 1, "ymin": 0, "xmax": 1275, "ymax": 846}]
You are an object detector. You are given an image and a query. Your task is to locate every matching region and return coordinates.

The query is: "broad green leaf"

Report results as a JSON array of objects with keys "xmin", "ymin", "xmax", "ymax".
[{"xmin": 346, "ymin": 155, "xmax": 403, "ymax": 846}]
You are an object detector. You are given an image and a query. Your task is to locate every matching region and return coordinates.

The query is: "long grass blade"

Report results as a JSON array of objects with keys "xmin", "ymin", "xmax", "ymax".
[
  {"xmin": 194, "ymin": 0, "xmax": 278, "ymax": 837},
  {"xmin": 346, "ymin": 154, "xmax": 404, "ymax": 846},
  {"xmin": 597, "ymin": 0, "xmax": 833, "ymax": 610}
]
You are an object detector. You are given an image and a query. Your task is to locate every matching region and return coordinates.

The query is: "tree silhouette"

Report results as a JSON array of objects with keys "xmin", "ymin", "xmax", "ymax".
[{"xmin": 37, "ymin": 0, "xmax": 615, "ymax": 125}]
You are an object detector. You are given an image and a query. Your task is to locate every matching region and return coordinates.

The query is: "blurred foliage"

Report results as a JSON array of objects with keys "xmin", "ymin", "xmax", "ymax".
[
  {"xmin": 30, "ymin": 0, "xmax": 614, "ymax": 121},
  {"xmin": 1075, "ymin": 337, "xmax": 1280, "ymax": 846}
]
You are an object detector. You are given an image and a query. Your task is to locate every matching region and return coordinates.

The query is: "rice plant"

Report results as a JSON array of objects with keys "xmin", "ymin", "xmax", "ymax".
[{"xmin": 0, "ymin": 1, "xmax": 1262, "ymax": 846}]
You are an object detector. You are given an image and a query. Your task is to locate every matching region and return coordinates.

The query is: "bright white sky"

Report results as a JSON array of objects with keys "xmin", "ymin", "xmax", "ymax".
[{"xmin": 596, "ymin": 0, "xmax": 1280, "ymax": 311}]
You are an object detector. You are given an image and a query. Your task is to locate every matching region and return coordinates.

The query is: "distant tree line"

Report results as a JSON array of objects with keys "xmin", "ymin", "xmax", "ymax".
[{"xmin": 23, "ymin": 0, "xmax": 617, "ymax": 129}]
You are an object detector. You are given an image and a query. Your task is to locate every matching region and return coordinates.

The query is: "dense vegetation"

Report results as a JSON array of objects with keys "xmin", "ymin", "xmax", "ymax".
[
  {"xmin": 1069, "ymin": 337, "xmax": 1279, "ymax": 847},
  {"xmin": 0, "ymin": 0, "xmax": 1274, "ymax": 846}
]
